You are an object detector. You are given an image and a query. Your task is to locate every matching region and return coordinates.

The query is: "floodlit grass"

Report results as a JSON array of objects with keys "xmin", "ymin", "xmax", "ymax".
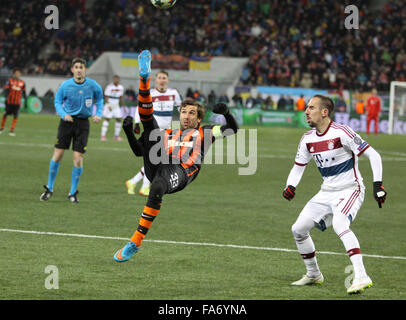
[{"xmin": 0, "ymin": 114, "xmax": 405, "ymax": 300}]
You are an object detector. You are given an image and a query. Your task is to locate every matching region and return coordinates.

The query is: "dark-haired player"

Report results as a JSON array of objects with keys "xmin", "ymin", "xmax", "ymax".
[
  {"xmin": 114, "ymin": 50, "xmax": 238, "ymax": 262},
  {"xmin": 283, "ymin": 95, "xmax": 387, "ymax": 294}
]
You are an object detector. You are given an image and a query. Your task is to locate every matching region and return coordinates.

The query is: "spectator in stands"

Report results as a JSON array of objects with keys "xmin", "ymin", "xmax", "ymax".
[
  {"xmin": 296, "ymin": 95, "xmax": 306, "ymax": 111},
  {"xmin": 245, "ymin": 95, "xmax": 255, "ymax": 109},
  {"xmin": 1, "ymin": 0, "xmax": 405, "ymax": 94},
  {"xmin": 262, "ymin": 95, "xmax": 274, "ymax": 111},
  {"xmin": 29, "ymin": 88, "xmax": 38, "ymax": 96},
  {"xmin": 208, "ymin": 90, "xmax": 217, "ymax": 108},
  {"xmin": 218, "ymin": 92, "xmax": 230, "ymax": 104},
  {"xmin": 355, "ymin": 99, "xmax": 365, "ymax": 115},
  {"xmin": 286, "ymin": 96, "xmax": 294, "ymax": 111},
  {"xmin": 231, "ymin": 92, "xmax": 243, "ymax": 108},
  {"xmin": 277, "ymin": 95, "xmax": 287, "ymax": 111}
]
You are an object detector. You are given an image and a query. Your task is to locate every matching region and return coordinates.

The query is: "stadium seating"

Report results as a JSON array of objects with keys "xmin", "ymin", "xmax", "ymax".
[{"xmin": 0, "ymin": 0, "xmax": 405, "ymax": 92}]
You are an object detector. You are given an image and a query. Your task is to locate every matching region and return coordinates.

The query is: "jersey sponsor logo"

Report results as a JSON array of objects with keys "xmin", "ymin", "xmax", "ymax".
[
  {"xmin": 167, "ymin": 140, "xmax": 194, "ymax": 148},
  {"xmin": 153, "ymin": 95, "xmax": 175, "ymax": 102}
]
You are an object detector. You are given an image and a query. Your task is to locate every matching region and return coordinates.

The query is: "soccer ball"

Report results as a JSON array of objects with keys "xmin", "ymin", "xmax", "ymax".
[{"xmin": 151, "ymin": 0, "xmax": 177, "ymax": 9}]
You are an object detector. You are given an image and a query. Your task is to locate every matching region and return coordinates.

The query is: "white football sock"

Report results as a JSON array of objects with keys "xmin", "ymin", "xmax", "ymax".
[
  {"xmin": 141, "ymin": 174, "xmax": 151, "ymax": 189},
  {"xmin": 101, "ymin": 120, "xmax": 109, "ymax": 137},
  {"xmin": 114, "ymin": 121, "xmax": 121, "ymax": 137},
  {"xmin": 295, "ymin": 235, "xmax": 321, "ymax": 277},
  {"xmin": 130, "ymin": 168, "xmax": 144, "ymax": 185},
  {"xmin": 339, "ymin": 229, "xmax": 367, "ymax": 279}
]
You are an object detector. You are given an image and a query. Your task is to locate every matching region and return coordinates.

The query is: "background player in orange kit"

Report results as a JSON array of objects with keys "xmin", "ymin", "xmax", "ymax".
[{"xmin": 0, "ymin": 68, "xmax": 26, "ymax": 136}]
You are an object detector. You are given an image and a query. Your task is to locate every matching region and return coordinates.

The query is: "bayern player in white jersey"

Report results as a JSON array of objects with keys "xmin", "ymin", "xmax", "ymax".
[
  {"xmin": 283, "ymin": 95, "xmax": 387, "ymax": 294},
  {"xmin": 126, "ymin": 70, "xmax": 182, "ymax": 196},
  {"xmin": 101, "ymin": 75, "xmax": 125, "ymax": 141}
]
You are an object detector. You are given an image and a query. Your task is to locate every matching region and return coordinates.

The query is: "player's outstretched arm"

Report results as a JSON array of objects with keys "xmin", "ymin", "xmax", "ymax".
[
  {"xmin": 122, "ymin": 116, "xmax": 144, "ymax": 157},
  {"xmin": 212, "ymin": 102, "xmax": 238, "ymax": 136},
  {"xmin": 282, "ymin": 164, "xmax": 306, "ymax": 201},
  {"xmin": 363, "ymin": 146, "xmax": 387, "ymax": 208}
]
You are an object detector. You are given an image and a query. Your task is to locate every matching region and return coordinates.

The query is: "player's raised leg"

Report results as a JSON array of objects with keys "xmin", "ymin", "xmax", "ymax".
[
  {"xmin": 137, "ymin": 50, "xmax": 154, "ymax": 131},
  {"xmin": 114, "ymin": 176, "xmax": 166, "ymax": 262}
]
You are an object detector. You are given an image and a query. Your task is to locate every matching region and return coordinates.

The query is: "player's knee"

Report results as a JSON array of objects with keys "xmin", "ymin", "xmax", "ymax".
[
  {"xmin": 148, "ymin": 178, "xmax": 167, "ymax": 201},
  {"xmin": 332, "ymin": 214, "xmax": 350, "ymax": 236},
  {"xmin": 291, "ymin": 222, "xmax": 308, "ymax": 240}
]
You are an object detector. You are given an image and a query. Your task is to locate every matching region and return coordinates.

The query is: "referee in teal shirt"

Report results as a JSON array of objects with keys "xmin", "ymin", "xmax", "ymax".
[{"xmin": 40, "ymin": 58, "xmax": 104, "ymax": 203}]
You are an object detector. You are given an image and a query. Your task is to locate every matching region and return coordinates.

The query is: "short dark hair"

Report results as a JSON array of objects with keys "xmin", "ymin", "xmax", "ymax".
[
  {"xmin": 13, "ymin": 68, "xmax": 21, "ymax": 74},
  {"xmin": 179, "ymin": 98, "xmax": 205, "ymax": 120},
  {"xmin": 314, "ymin": 94, "xmax": 334, "ymax": 116},
  {"xmin": 156, "ymin": 70, "xmax": 169, "ymax": 77},
  {"xmin": 71, "ymin": 58, "xmax": 87, "ymax": 68}
]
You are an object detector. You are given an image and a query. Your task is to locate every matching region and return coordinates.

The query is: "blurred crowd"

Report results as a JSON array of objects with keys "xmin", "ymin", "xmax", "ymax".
[{"xmin": 1, "ymin": 0, "xmax": 405, "ymax": 92}]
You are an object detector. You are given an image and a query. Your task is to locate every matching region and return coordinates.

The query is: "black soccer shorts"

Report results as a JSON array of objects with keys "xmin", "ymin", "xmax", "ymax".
[
  {"xmin": 54, "ymin": 117, "xmax": 89, "ymax": 153},
  {"xmin": 5, "ymin": 103, "xmax": 20, "ymax": 118},
  {"xmin": 153, "ymin": 164, "xmax": 190, "ymax": 195}
]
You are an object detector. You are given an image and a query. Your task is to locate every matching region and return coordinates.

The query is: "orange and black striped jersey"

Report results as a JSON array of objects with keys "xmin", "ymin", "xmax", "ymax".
[
  {"xmin": 4, "ymin": 77, "xmax": 26, "ymax": 106},
  {"xmin": 163, "ymin": 124, "xmax": 215, "ymax": 172}
]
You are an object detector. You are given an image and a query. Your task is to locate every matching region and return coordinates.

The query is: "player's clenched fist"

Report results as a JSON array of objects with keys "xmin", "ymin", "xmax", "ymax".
[
  {"xmin": 213, "ymin": 102, "xmax": 229, "ymax": 115},
  {"xmin": 122, "ymin": 116, "xmax": 134, "ymax": 132},
  {"xmin": 283, "ymin": 185, "xmax": 296, "ymax": 201}
]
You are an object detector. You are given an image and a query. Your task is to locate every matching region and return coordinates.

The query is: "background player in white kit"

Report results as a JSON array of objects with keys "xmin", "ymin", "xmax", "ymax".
[
  {"xmin": 126, "ymin": 70, "xmax": 182, "ymax": 196},
  {"xmin": 283, "ymin": 95, "xmax": 387, "ymax": 294},
  {"xmin": 101, "ymin": 75, "xmax": 125, "ymax": 141}
]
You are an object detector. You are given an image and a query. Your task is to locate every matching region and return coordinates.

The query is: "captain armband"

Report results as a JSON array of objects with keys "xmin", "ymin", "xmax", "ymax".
[{"xmin": 212, "ymin": 125, "xmax": 223, "ymax": 138}]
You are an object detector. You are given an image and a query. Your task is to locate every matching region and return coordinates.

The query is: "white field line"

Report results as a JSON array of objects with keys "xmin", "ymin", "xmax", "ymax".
[
  {"xmin": 0, "ymin": 141, "xmax": 405, "ymax": 161},
  {"xmin": 0, "ymin": 228, "xmax": 405, "ymax": 261}
]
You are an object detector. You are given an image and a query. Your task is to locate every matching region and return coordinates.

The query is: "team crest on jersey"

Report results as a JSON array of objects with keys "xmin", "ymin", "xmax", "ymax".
[
  {"xmin": 328, "ymin": 140, "xmax": 335, "ymax": 150},
  {"xmin": 85, "ymin": 99, "xmax": 92, "ymax": 107},
  {"xmin": 353, "ymin": 135, "xmax": 362, "ymax": 145}
]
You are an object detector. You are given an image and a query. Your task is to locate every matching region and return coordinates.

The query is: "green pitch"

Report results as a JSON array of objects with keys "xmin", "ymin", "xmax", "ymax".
[{"xmin": 0, "ymin": 113, "xmax": 405, "ymax": 300}]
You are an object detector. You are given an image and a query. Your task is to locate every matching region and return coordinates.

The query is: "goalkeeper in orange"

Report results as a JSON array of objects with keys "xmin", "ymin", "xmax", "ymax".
[{"xmin": 114, "ymin": 50, "xmax": 238, "ymax": 262}]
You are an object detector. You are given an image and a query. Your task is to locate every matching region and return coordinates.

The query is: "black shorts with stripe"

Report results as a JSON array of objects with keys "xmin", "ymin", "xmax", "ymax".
[{"xmin": 54, "ymin": 117, "xmax": 89, "ymax": 153}]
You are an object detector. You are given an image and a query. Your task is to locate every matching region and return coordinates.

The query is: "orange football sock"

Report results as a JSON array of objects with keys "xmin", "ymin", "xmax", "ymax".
[
  {"xmin": 1, "ymin": 116, "xmax": 6, "ymax": 130},
  {"xmin": 10, "ymin": 118, "xmax": 18, "ymax": 132},
  {"xmin": 130, "ymin": 205, "xmax": 161, "ymax": 247}
]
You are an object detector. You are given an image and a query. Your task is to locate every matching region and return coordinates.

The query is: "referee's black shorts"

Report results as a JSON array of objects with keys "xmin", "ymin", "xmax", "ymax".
[{"xmin": 54, "ymin": 117, "xmax": 89, "ymax": 153}]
